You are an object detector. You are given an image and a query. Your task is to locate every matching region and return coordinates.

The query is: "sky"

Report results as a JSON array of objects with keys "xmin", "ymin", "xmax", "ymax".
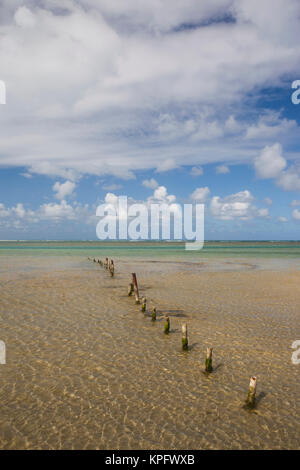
[{"xmin": 1, "ymin": 0, "xmax": 300, "ymax": 240}]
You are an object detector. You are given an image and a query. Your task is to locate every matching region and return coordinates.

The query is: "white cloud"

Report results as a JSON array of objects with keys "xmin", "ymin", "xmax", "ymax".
[
  {"xmin": 291, "ymin": 200, "xmax": 300, "ymax": 207},
  {"xmin": 292, "ymin": 209, "xmax": 300, "ymax": 220},
  {"xmin": 276, "ymin": 167, "xmax": 300, "ymax": 191},
  {"xmin": 257, "ymin": 208, "xmax": 269, "ymax": 218},
  {"xmin": 210, "ymin": 190, "xmax": 255, "ymax": 220},
  {"xmin": 190, "ymin": 166, "xmax": 203, "ymax": 176},
  {"xmin": 254, "ymin": 143, "xmax": 287, "ymax": 179},
  {"xmin": 1, "ymin": 1, "xmax": 300, "ymax": 179},
  {"xmin": 39, "ymin": 200, "xmax": 76, "ymax": 220},
  {"xmin": 101, "ymin": 183, "xmax": 123, "ymax": 191},
  {"xmin": 245, "ymin": 114, "xmax": 297, "ymax": 140},
  {"xmin": 142, "ymin": 178, "xmax": 159, "ymax": 189},
  {"xmin": 105, "ymin": 192, "xmax": 119, "ymax": 205},
  {"xmin": 14, "ymin": 6, "xmax": 36, "ymax": 28},
  {"xmin": 263, "ymin": 197, "xmax": 273, "ymax": 205},
  {"xmin": 156, "ymin": 159, "xmax": 178, "ymax": 173},
  {"xmin": 278, "ymin": 216, "xmax": 288, "ymax": 222},
  {"xmin": 53, "ymin": 180, "xmax": 76, "ymax": 200},
  {"xmin": 216, "ymin": 165, "xmax": 230, "ymax": 174},
  {"xmin": 151, "ymin": 186, "xmax": 176, "ymax": 203},
  {"xmin": 190, "ymin": 187, "xmax": 210, "ymax": 203}
]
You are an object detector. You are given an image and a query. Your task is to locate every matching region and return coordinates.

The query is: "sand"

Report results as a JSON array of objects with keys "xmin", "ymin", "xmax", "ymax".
[{"xmin": 0, "ymin": 255, "xmax": 299, "ymax": 449}]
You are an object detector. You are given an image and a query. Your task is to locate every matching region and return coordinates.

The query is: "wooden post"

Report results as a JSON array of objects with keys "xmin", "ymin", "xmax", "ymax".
[
  {"xmin": 141, "ymin": 297, "xmax": 146, "ymax": 312},
  {"xmin": 93, "ymin": 258, "xmax": 96, "ymax": 262},
  {"xmin": 152, "ymin": 307, "xmax": 156, "ymax": 322},
  {"xmin": 246, "ymin": 376, "xmax": 257, "ymax": 408},
  {"xmin": 164, "ymin": 316, "xmax": 170, "ymax": 334},
  {"xmin": 205, "ymin": 347, "xmax": 213, "ymax": 372},
  {"xmin": 104, "ymin": 257, "xmax": 109, "ymax": 269},
  {"xmin": 132, "ymin": 273, "xmax": 139, "ymax": 303},
  {"xmin": 109, "ymin": 260, "xmax": 114, "ymax": 277},
  {"xmin": 182, "ymin": 323, "xmax": 188, "ymax": 350},
  {"xmin": 128, "ymin": 283, "xmax": 134, "ymax": 296}
]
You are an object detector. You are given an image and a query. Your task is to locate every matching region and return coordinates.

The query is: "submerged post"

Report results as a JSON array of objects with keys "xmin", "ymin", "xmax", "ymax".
[
  {"xmin": 132, "ymin": 273, "xmax": 139, "ymax": 303},
  {"xmin": 205, "ymin": 347, "xmax": 213, "ymax": 372},
  {"xmin": 164, "ymin": 316, "xmax": 170, "ymax": 334},
  {"xmin": 141, "ymin": 297, "xmax": 146, "ymax": 312},
  {"xmin": 246, "ymin": 376, "xmax": 257, "ymax": 408},
  {"xmin": 152, "ymin": 307, "xmax": 156, "ymax": 322},
  {"xmin": 128, "ymin": 283, "xmax": 134, "ymax": 296},
  {"xmin": 182, "ymin": 323, "xmax": 188, "ymax": 350},
  {"xmin": 109, "ymin": 260, "xmax": 114, "ymax": 277}
]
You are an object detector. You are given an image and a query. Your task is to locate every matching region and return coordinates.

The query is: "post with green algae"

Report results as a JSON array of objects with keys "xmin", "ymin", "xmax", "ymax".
[
  {"xmin": 164, "ymin": 316, "xmax": 170, "ymax": 334},
  {"xmin": 205, "ymin": 347, "xmax": 213, "ymax": 372},
  {"xmin": 141, "ymin": 297, "xmax": 146, "ymax": 312},
  {"xmin": 109, "ymin": 260, "xmax": 114, "ymax": 277},
  {"xmin": 128, "ymin": 283, "xmax": 134, "ymax": 296},
  {"xmin": 246, "ymin": 376, "xmax": 257, "ymax": 408},
  {"xmin": 182, "ymin": 323, "xmax": 188, "ymax": 350},
  {"xmin": 104, "ymin": 257, "xmax": 109, "ymax": 269},
  {"xmin": 152, "ymin": 307, "xmax": 156, "ymax": 322},
  {"xmin": 132, "ymin": 273, "xmax": 140, "ymax": 303}
]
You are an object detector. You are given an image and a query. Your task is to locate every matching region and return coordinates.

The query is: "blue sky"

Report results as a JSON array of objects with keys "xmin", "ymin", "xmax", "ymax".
[{"xmin": 1, "ymin": 0, "xmax": 300, "ymax": 240}]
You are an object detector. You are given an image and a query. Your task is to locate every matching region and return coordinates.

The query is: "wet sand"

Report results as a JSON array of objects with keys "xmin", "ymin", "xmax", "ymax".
[{"xmin": 0, "ymin": 255, "xmax": 299, "ymax": 449}]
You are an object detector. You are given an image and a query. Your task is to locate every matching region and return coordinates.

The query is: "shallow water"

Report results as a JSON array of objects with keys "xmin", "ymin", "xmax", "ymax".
[{"xmin": 0, "ymin": 247, "xmax": 299, "ymax": 449}]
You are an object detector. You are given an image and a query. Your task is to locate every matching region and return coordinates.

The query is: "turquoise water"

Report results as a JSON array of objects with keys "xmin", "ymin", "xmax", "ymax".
[{"xmin": 1, "ymin": 241, "xmax": 300, "ymax": 259}]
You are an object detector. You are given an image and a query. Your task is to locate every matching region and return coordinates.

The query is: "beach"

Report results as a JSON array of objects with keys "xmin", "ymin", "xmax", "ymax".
[{"xmin": 0, "ymin": 243, "xmax": 299, "ymax": 449}]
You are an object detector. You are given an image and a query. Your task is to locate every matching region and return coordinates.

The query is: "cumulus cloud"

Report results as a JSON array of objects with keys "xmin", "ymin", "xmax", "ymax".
[
  {"xmin": 142, "ymin": 178, "xmax": 159, "ymax": 189},
  {"xmin": 291, "ymin": 200, "xmax": 300, "ymax": 207},
  {"xmin": 254, "ymin": 143, "xmax": 287, "ymax": 179},
  {"xmin": 102, "ymin": 183, "xmax": 123, "ymax": 191},
  {"xmin": 1, "ymin": 1, "xmax": 300, "ymax": 180},
  {"xmin": 216, "ymin": 165, "xmax": 230, "ymax": 174},
  {"xmin": 210, "ymin": 190, "xmax": 255, "ymax": 220},
  {"xmin": 39, "ymin": 200, "xmax": 76, "ymax": 220},
  {"xmin": 292, "ymin": 209, "xmax": 300, "ymax": 220},
  {"xmin": 276, "ymin": 167, "xmax": 300, "ymax": 191},
  {"xmin": 245, "ymin": 113, "xmax": 297, "ymax": 140},
  {"xmin": 150, "ymin": 186, "xmax": 176, "ymax": 204},
  {"xmin": 53, "ymin": 181, "xmax": 76, "ymax": 200},
  {"xmin": 190, "ymin": 187, "xmax": 210, "ymax": 203},
  {"xmin": 190, "ymin": 166, "xmax": 203, "ymax": 176},
  {"xmin": 263, "ymin": 197, "xmax": 273, "ymax": 205},
  {"xmin": 278, "ymin": 216, "xmax": 288, "ymax": 222}
]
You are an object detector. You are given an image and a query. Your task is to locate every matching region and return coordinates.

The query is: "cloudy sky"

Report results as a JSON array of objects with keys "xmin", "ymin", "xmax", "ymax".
[{"xmin": 1, "ymin": 0, "xmax": 300, "ymax": 240}]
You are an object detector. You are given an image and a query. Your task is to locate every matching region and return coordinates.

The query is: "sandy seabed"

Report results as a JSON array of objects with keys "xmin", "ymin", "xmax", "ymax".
[{"xmin": 0, "ymin": 255, "xmax": 299, "ymax": 450}]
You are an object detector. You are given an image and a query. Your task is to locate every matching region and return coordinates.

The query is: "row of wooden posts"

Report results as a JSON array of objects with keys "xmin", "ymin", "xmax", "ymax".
[{"xmin": 88, "ymin": 256, "xmax": 257, "ymax": 409}]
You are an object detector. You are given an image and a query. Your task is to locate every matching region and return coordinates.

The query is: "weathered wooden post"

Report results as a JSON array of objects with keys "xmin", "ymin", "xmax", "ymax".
[
  {"xmin": 128, "ymin": 283, "xmax": 134, "ymax": 296},
  {"xmin": 109, "ymin": 260, "xmax": 114, "ymax": 277},
  {"xmin": 246, "ymin": 376, "xmax": 257, "ymax": 408},
  {"xmin": 182, "ymin": 323, "xmax": 188, "ymax": 350},
  {"xmin": 141, "ymin": 297, "xmax": 146, "ymax": 312},
  {"xmin": 205, "ymin": 347, "xmax": 213, "ymax": 372},
  {"xmin": 164, "ymin": 316, "xmax": 170, "ymax": 334},
  {"xmin": 152, "ymin": 307, "xmax": 156, "ymax": 322},
  {"xmin": 104, "ymin": 257, "xmax": 109, "ymax": 269},
  {"xmin": 132, "ymin": 273, "xmax": 139, "ymax": 303}
]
